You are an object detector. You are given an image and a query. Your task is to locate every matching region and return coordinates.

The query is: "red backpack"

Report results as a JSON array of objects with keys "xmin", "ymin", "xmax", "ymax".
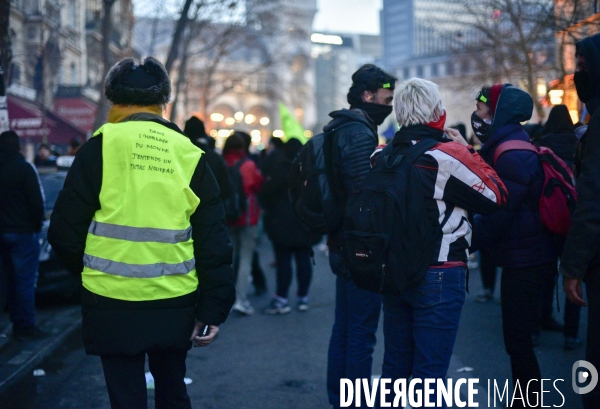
[{"xmin": 493, "ymin": 140, "xmax": 577, "ymax": 237}]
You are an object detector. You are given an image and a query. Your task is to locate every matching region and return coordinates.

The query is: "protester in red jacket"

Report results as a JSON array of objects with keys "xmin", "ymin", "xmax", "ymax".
[{"xmin": 222, "ymin": 133, "xmax": 264, "ymax": 315}]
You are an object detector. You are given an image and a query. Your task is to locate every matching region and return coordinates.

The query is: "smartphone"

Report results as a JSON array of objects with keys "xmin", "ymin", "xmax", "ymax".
[{"xmin": 200, "ymin": 324, "xmax": 210, "ymax": 337}]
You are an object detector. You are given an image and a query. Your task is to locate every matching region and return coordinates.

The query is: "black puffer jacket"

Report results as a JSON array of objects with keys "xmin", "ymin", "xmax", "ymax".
[
  {"xmin": 560, "ymin": 35, "xmax": 600, "ymax": 279},
  {"xmin": 323, "ymin": 108, "xmax": 378, "ymax": 252},
  {"xmin": 48, "ymin": 113, "xmax": 235, "ymax": 356},
  {"xmin": 0, "ymin": 147, "xmax": 45, "ymax": 234}
]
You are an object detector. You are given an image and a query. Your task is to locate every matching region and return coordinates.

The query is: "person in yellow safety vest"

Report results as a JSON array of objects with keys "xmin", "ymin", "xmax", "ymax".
[{"xmin": 48, "ymin": 57, "xmax": 235, "ymax": 409}]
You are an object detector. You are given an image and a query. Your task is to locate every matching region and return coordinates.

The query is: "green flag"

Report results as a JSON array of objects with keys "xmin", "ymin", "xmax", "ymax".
[{"xmin": 279, "ymin": 102, "xmax": 307, "ymax": 144}]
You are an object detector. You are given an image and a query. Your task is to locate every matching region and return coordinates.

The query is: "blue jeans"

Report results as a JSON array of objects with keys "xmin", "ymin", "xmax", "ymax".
[
  {"xmin": 381, "ymin": 266, "xmax": 466, "ymax": 409},
  {"xmin": 0, "ymin": 233, "xmax": 40, "ymax": 330},
  {"xmin": 327, "ymin": 251, "xmax": 382, "ymax": 408}
]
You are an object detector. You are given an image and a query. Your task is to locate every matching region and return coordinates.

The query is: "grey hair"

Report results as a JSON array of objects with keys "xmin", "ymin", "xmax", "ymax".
[{"xmin": 393, "ymin": 78, "xmax": 445, "ymax": 126}]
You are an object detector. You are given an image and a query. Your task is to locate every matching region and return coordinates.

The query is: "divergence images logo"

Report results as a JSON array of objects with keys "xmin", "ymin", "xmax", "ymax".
[{"xmin": 572, "ymin": 360, "xmax": 598, "ymax": 395}]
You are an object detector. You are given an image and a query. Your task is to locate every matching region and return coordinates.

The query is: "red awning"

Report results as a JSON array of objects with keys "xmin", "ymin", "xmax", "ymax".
[
  {"xmin": 7, "ymin": 95, "xmax": 86, "ymax": 145},
  {"xmin": 53, "ymin": 97, "xmax": 97, "ymax": 133}
]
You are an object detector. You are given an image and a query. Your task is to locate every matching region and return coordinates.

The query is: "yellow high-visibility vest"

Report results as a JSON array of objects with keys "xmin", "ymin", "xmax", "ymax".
[{"xmin": 82, "ymin": 119, "xmax": 203, "ymax": 301}]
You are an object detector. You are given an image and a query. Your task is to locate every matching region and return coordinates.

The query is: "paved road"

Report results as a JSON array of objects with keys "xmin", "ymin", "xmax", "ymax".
[{"xmin": 0, "ymin": 240, "xmax": 589, "ymax": 408}]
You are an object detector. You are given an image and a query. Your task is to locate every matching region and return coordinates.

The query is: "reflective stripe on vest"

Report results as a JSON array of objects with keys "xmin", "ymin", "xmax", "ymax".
[
  {"xmin": 82, "ymin": 119, "xmax": 203, "ymax": 301},
  {"xmin": 88, "ymin": 220, "xmax": 192, "ymax": 244},
  {"xmin": 83, "ymin": 254, "xmax": 195, "ymax": 278}
]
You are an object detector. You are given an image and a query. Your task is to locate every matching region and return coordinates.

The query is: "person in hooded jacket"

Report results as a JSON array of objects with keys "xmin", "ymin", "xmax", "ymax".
[
  {"xmin": 472, "ymin": 84, "xmax": 559, "ymax": 407},
  {"xmin": 0, "ymin": 130, "xmax": 46, "ymax": 338},
  {"xmin": 47, "ymin": 57, "xmax": 235, "ymax": 409},
  {"xmin": 536, "ymin": 104, "xmax": 578, "ymax": 167},
  {"xmin": 260, "ymin": 138, "xmax": 320, "ymax": 314},
  {"xmin": 183, "ymin": 116, "xmax": 234, "ymax": 208},
  {"xmin": 326, "ymin": 64, "xmax": 397, "ymax": 409},
  {"xmin": 560, "ymin": 32, "xmax": 600, "ymax": 409}
]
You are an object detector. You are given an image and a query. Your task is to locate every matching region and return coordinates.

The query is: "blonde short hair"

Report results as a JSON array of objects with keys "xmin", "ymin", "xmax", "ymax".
[{"xmin": 394, "ymin": 78, "xmax": 445, "ymax": 127}]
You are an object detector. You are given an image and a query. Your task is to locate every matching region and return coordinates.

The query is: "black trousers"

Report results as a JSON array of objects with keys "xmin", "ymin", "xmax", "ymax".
[
  {"xmin": 501, "ymin": 262, "xmax": 555, "ymax": 408},
  {"xmin": 101, "ymin": 349, "xmax": 191, "ymax": 409},
  {"xmin": 479, "ymin": 250, "xmax": 497, "ymax": 292},
  {"xmin": 540, "ymin": 265, "xmax": 582, "ymax": 337},
  {"xmin": 274, "ymin": 245, "xmax": 312, "ymax": 299},
  {"xmin": 583, "ymin": 266, "xmax": 600, "ymax": 409}
]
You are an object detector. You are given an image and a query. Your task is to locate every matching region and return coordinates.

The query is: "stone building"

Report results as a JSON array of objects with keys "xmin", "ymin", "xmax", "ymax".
[{"xmin": 6, "ymin": 0, "xmax": 134, "ymax": 144}]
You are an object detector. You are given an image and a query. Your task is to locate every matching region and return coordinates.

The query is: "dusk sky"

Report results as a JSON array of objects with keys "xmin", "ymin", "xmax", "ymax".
[
  {"xmin": 133, "ymin": 0, "xmax": 383, "ymax": 35},
  {"xmin": 313, "ymin": 0, "xmax": 382, "ymax": 35}
]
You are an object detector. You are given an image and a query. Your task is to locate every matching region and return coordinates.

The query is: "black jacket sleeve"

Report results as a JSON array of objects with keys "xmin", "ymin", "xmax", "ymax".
[
  {"xmin": 335, "ymin": 124, "xmax": 379, "ymax": 197},
  {"xmin": 560, "ymin": 110, "xmax": 600, "ymax": 279},
  {"xmin": 48, "ymin": 138, "xmax": 102, "ymax": 274},
  {"xmin": 206, "ymin": 150, "xmax": 234, "ymax": 203},
  {"xmin": 189, "ymin": 157, "xmax": 236, "ymax": 325},
  {"xmin": 23, "ymin": 162, "xmax": 46, "ymax": 232}
]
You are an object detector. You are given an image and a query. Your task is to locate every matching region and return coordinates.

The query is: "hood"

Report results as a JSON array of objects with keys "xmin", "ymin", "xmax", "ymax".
[
  {"xmin": 0, "ymin": 146, "xmax": 23, "ymax": 168},
  {"xmin": 323, "ymin": 108, "xmax": 376, "ymax": 134},
  {"xmin": 576, "ymin": 33, "xmax": 600, "ymax": 100},
  {"xmin": 542, "ymin": 104, "xmax": 574, "ymax": 136},
  {"xmin": 489, "ymin": 84, "xmax": 533, "ymax": 136},
  {"xmin": 392, "ymin": 124, "xmax": 447, "ymax": 147}
]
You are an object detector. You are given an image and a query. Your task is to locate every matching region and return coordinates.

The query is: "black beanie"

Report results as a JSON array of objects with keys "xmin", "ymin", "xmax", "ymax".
[
  {"xmin": 104, "ymin": 57, "xmax": 170, "ymax": 106},
  {"xmin": 184, "ymin": 116, "xmax": 207, "ymax": 139}
]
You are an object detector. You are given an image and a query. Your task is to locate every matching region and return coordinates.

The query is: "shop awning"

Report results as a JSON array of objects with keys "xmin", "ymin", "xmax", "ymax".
[{"xmin": 7, "ymin": 95, "xmax": 86, "ymax": 145}]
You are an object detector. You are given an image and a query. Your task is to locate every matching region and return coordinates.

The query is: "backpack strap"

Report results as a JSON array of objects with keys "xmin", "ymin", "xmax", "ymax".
[
  {"xmin": 381, "ymin": 138, "xmax": 439, "ymax": 168},
  {"xmin": 406, "ymin": 138, "xmax": 440, "ymax": 162},
  {"xmin": 493, "ymin": 140, "xmax": 538, "ymax": 166}
]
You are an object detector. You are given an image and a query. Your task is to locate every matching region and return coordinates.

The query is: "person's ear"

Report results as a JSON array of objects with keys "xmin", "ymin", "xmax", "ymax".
[{"xmin": 362, "ymin": 90, "xmax": 373, "ymax": 103}]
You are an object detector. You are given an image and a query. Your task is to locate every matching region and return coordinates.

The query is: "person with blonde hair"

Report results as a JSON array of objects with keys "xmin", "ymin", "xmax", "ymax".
[{"xmin": 371, "ymin": 78, "xmax": 507, "ymax": 408}]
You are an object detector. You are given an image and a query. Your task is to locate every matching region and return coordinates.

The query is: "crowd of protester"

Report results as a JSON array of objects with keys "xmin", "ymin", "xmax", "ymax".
[{"xmin": 1, "ymin": 31, "xmax": 599, "ymax": 409}]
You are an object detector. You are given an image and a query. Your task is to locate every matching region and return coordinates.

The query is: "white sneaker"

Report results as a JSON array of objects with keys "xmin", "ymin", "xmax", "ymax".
[{"xmin": 232, "ymin": 300, "xmax": 255, "ymax": 315}]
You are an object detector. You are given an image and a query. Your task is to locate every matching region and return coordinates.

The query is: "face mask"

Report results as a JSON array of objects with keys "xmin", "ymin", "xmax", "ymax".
[
  {"xmin": 471, "ymin": 111, "xmax": 492, "ymax": 142},
  {"xmin": 574, "ymin": 70, "xmax": 594, "ymax": 103},
  {"xmin": 354, "ymin": 101, "xmax": 394, "ymax": 126}
]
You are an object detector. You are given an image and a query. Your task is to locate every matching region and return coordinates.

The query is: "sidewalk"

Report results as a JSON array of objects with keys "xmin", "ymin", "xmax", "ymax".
[{"xmin": 0, "ymin": 303, "xmax": 82, "ymax": 394}]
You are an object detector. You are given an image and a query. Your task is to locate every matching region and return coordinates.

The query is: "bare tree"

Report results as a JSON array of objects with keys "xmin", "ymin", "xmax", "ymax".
[
  {"xmin": 167, "ymin": 0, "xmax": 280, "ymax": 122},
  {"xmin": 92, "ymin": 0, "xmax": 118, "ymax": 132},
  {"xmin": 164, "ymin": 0, "xmax": 195, "ymax": 75},
  {"xmin": 448, "ymin": 0, "xmax": 600, "ymax": 119},
  {"xmin": 0, "ymin": 0, "xmax": 10, "ymax": 80}
]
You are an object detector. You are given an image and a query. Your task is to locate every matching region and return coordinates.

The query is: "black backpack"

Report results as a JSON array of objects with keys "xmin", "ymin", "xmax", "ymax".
[
  {"xmin": 224, "ymin": 159, "xmax": 248, "ymax": 222},
  {"xmin": 342, "ymin": 138, "xmax": 441, "ymax": 295},
  {"xmin": 289, "ymin": 124, "xmax": 355, "ymax": 234}
]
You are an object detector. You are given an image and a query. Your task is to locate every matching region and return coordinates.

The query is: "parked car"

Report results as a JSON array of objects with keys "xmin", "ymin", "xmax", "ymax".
[{"xmin": 37, "ymin": 158, "xmax": 81, "ymax": 298}]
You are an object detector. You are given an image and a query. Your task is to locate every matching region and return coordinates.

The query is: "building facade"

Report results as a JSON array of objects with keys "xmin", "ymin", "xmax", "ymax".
[
  {"xmin": 135, "ymin": 0, "xmax": 318, "ymax": 149},
  {"xmin": 311, "ymin": 32, "xmax": 383, "ymax": 133},
  {"xmin": 6, "ymin": 0, "xmax": 134, "ymax": 144}
]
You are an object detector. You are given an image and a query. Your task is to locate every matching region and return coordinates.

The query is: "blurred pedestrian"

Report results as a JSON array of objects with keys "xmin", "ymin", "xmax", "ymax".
[
  {"xmin": 183, "ymin": 116, "xmax": 235, "ymax": 213},
  {"xmin": 325, "ymin": 64, "xmax": 396, "ymax": 409},
  {"xmin": 223, "ymin": 132, "xmax": 263, "ymax": 315},
  {"xmin": 536, "ymin": 105, "xmax": 577, "ymax": 167},
  {"xmin": 67, "ymin": 137, "xmax": 82, "ymax": 156},
  {"xmin": 560, "ymin": 32, "xmax": 600, "ymax": 409},
  {"xmin": 48, "ymin": 57, "xmax": 235, "ymax": 409},
  {"xmin": 237, "ymin": 131, "xmax": 269, "ymax": 295},
  {"xmin": 0, "ymin": 130, "xmax": 46, "ymax": 338},
  {"xmin": 372, "ymin": 79, "xmax": 506, "ymax": 408},
  {"xmin": 34, "ymin": 143, "xmax": 57, "ymax": 167},
  {"xmin": 472, "ymin": 84, "xmax": 559, "ymax": 407},
  {"xmin": 260, "ymin": 138, "xmax": 319, "ymax": 314},
  {"xmin": 476, "ymin": 250, "xmax": 498, "ymax": 303}
]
